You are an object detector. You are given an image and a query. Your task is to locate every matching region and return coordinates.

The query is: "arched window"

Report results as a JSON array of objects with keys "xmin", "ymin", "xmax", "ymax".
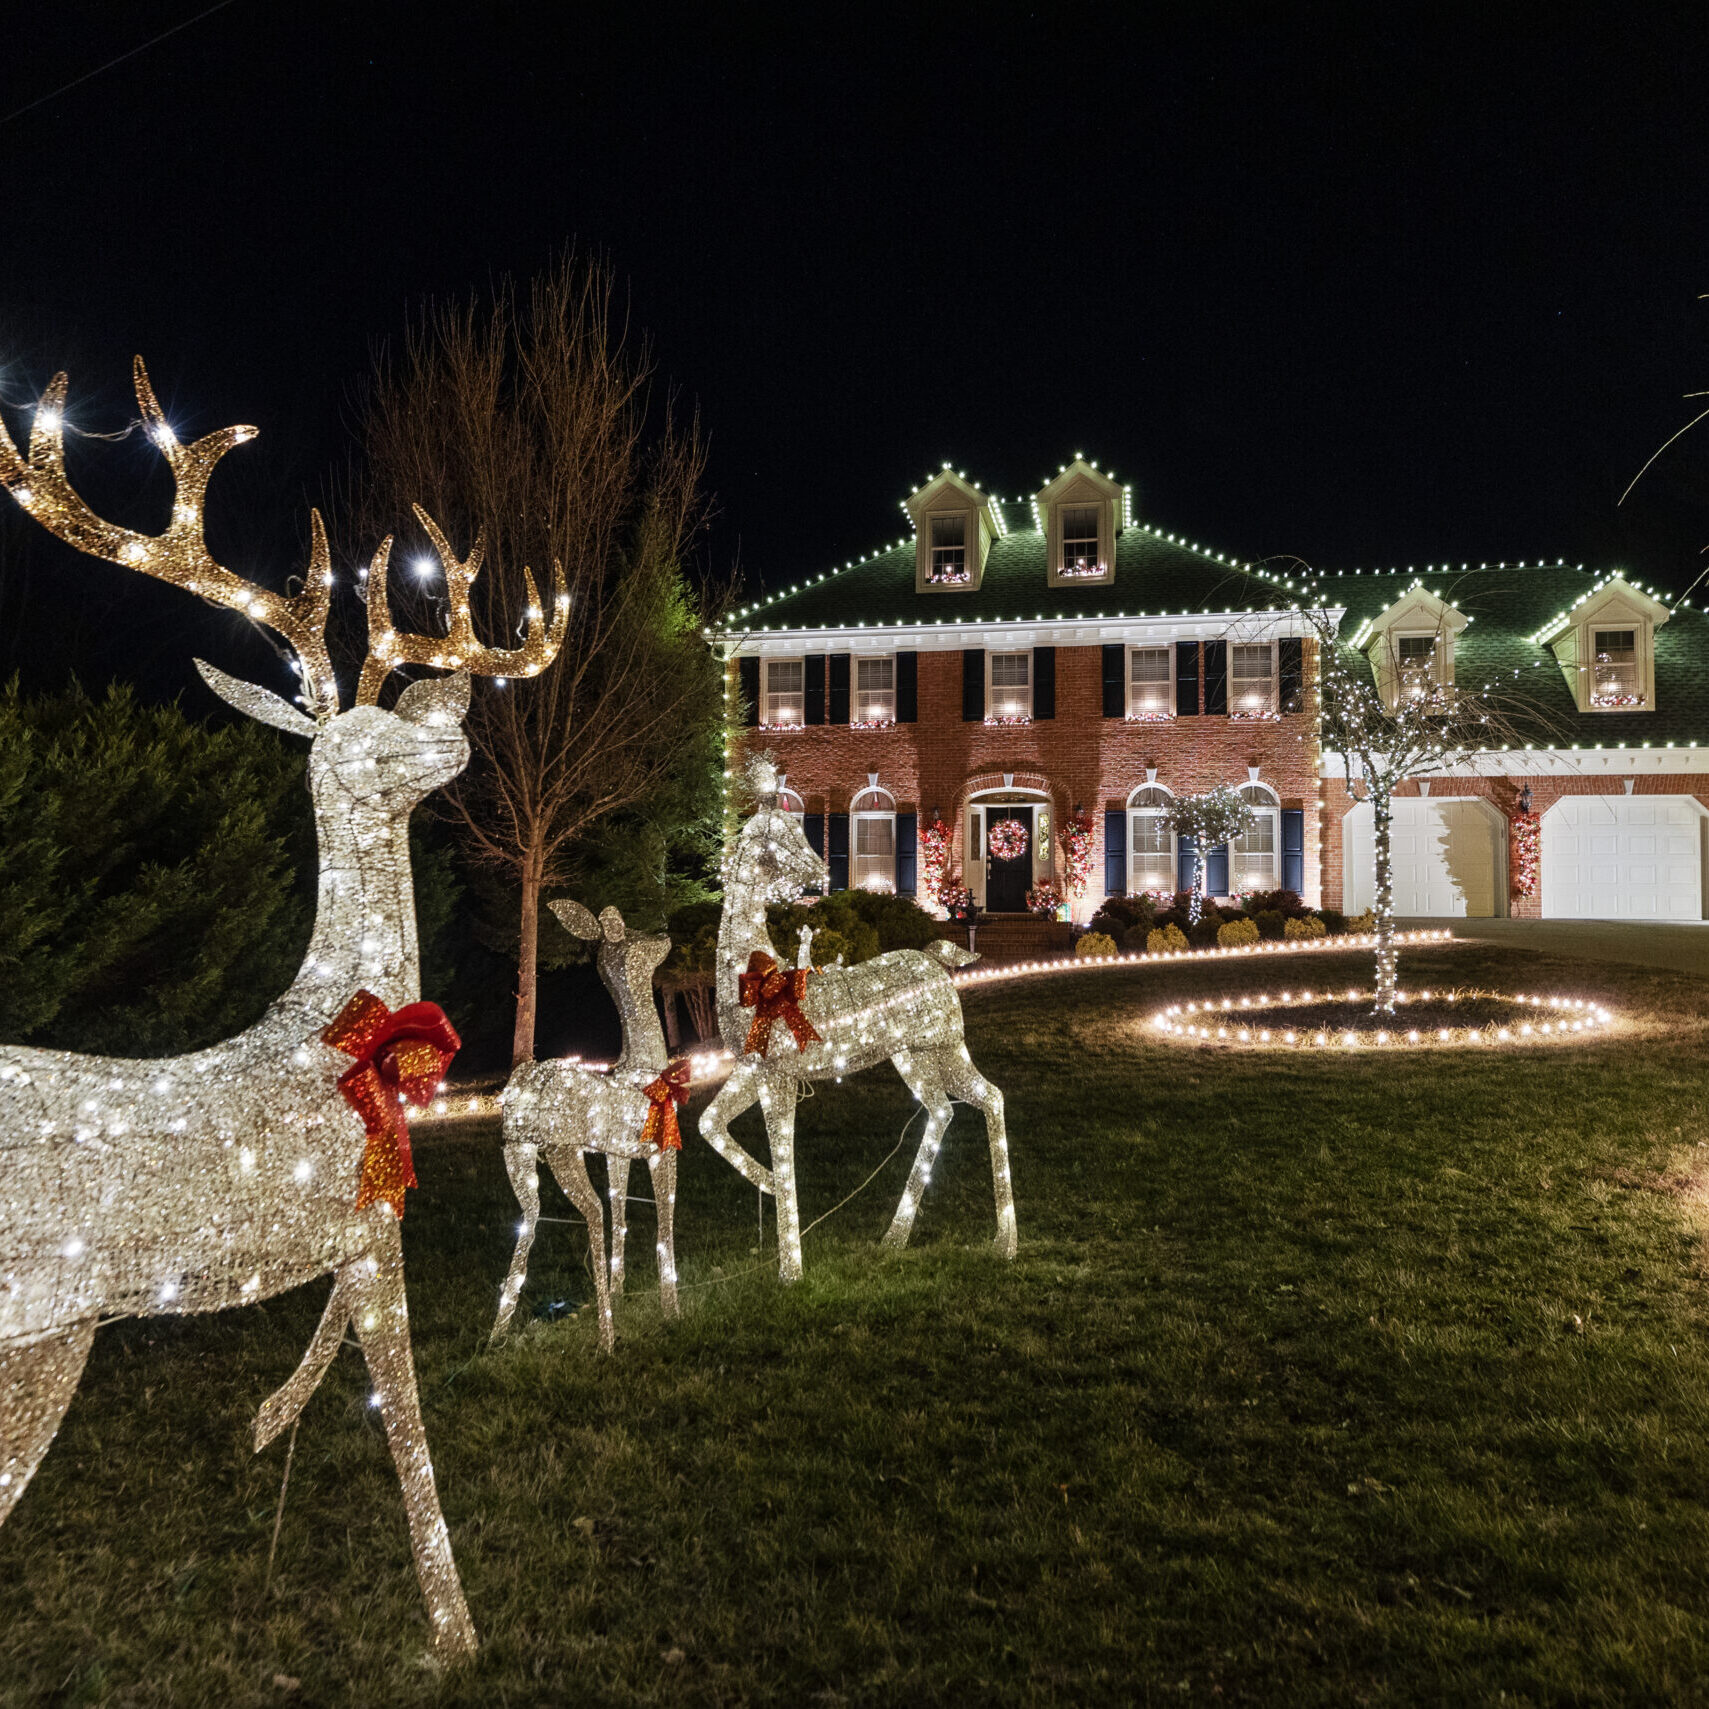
[
  {"xmin": 1232, "ymin": 782, "xmax": 1280, "ymax": 894},
  {"xmin": 1128, "ymin": 783, "xmax": 1176, "ymax": 894},
  {"xmin": 850, "ymin": 786, "xmax": 896, "ymax": 892},
  {"xmin": 777, "ymin": 787, "xmax": 806, "ymax": 818}
]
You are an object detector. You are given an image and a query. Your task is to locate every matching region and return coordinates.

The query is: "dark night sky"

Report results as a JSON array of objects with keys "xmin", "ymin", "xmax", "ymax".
[{"xmin": 4, "ymin": 2, "xmax": 1709, "ymax": 705}]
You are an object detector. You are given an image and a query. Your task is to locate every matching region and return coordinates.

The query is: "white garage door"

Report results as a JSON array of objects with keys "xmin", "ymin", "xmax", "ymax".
[
  {"xmin": 1541, "ymin": 795, "xmax": 1705, "ymax": 920},
  {"xmin": 1344, "ymin": 798, "xmax": 1500, "ymax": 918}
]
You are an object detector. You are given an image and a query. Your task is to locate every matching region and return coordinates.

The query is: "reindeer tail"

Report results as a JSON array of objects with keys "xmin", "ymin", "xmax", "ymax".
[{"xmin": 927, "ymin": 938, "xmax": 980, "ymax": 968}]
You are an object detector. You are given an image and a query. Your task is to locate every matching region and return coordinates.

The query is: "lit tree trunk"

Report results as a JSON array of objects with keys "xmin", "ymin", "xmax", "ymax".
[
  {"xmin": 511, "ymin": 842, "xmax": 545, "ymax": 1067},
  {"xmin": 1188, "ymin": 850, "xmax": 1205, "ymax": 925},
  {"xmin": 1371, "ymin": 787, "xmax": 1398, "ymax": 1014}
]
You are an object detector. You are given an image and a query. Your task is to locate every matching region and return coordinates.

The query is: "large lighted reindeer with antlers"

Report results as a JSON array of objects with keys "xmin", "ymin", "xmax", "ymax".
[
  {"xmin": 699, "ymin": 755, "xmax": 1017, "ymax": 1283},
  {"xmin": 0, "ymin": 360, "xmax": 567, "ymax": 1661},
  {"xmin": 492, "ymin": 900, "xmax": 681, "ymax": 1353}
]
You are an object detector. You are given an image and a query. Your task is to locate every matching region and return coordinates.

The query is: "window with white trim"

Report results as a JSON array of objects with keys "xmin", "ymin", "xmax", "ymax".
[
  {"xmin": 1230, "ymin": 644, "xmax": 1276, "ymax": 718},
  {"xmin": 777, "ymin": 788, "xmax": 805, "ymax": 818},
  {"xmin": 1231, "ymin": 783, "xmax": 1279, "ymax": 893},
  {"xmin": 988, "ymin": 651, "xmax": 1031, "ymax": 721},
  {"xmin": 929, "ymin": 514, "xmax": 968, "ymax": 583},
  {"xmin": 850, "ymin": 787, "xmax": 896, "ymax": 892},
  {"xmin": 1128, "ymin": 784, "xmax": 1176, "ymax": 893},
  {"xmin": 1396, "ymin": 634, "xmax": 1437, "ymax": 701},
  {"xmin": 1591, "ymin": 628, "xmax": 1642, "ymax": 707},
  {"xmin": 763, "ymin": 659, "xmax": 804, "ymax": 726},
  {"xmin": 1128, "ymin": 645, "xmax": 1173, "ymax": 720},
  {"xmin": 1060, "ymin": 503, "xmax": 1101, "ymax": 576},
  {"xmin": 855, "ymin": 656, "xmax": 895, "ymax": 724}
]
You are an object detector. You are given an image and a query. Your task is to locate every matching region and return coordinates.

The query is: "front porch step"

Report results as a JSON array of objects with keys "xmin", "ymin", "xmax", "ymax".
[{"xmin": 943, "ymin": 917, "xmax": 1074, "ymax": 966}]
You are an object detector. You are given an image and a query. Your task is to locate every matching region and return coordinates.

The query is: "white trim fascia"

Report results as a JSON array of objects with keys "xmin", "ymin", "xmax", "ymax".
[
  {"xmin": 715, "ymin": 606, "xmax": 1344, "ymax": 657},
  {"xmin": 1321, "ymin": 745, "xmax": 1709, "ymax": 781}
]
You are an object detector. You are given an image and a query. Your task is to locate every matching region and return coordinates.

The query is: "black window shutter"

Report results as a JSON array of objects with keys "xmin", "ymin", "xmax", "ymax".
[
  {"xmin": 962, "ymin": 649, "xmax": 985, "ymax": 721},
  {"xmin": 738, "ymin": 656, "xmax": 760, "ymax": 726},
  {"xmin": 895, "ymin": 811, "xmax": 918, "ymax": 895},
  {"xmin": 1102, "ymin": 643, "xmax": 1125, "ymax": 717},
  {"xmin": 804, "ymin": 653, "xmax": 826, "ymax": 725},
  {"xmin": 1103, "ymin": 809, "xmax": 1126, "ymax": 896},
  {"xmin": 1206, "ymin": 842, "xmax": 1230, "ymax": 894},
  {"xmin": 827, "ymin": 813, "xmax": 849, "ymax": 891},
  {"xmin": 1278, "ymin": 637, "xmax": 1304, "ymax": 714},
  {"xmin": 1281, "ymin": 808, "xmax": 1304, "ymax": 894},
  {"xmin": 1175, "ymin": 642, "xmax": 1199, "ymax": 717},
  {"xmin": 1032, "ymin": 646, "xmax": 1056, "ymax": 719},
  {"xmin": 1178, "ymin": 836, "xmax": 1197, "ymax": 893},
  {"xmin": 828, "ymin": 654, "xmax": 851, "ymax": 724},
  {"xmin": 1203, "ymin": 640, "xmax": 1228, "ymax": 717},
  {"xmin": 803, "ymin": 813, "xmax": 825, "ymax": 858},
  {"xmin": 896, "ymin": 650, "xmax": 918, "ymax": 723}
]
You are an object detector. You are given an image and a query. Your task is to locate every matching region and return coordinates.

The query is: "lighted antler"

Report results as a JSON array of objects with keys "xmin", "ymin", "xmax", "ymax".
[
  {"xmin": 356, "ymin": 504, "xmax": 569, "ymax": 704},
  {"xmin": 0, "ymin": 358, "xmax": 340, "ymax": 714}
]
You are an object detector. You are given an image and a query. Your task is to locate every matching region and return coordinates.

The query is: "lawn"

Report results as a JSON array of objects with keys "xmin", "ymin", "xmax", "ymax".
[{"xmin": 5, "ymin": 939, "xmax": 1709, "ymax": 1706}]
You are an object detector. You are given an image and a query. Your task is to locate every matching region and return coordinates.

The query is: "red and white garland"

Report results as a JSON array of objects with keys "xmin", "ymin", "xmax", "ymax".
[
  {"xmin": 1511, "ymin": 811, "xmax": 1540, "ymax": 898},
  {"xmin": 1061, "ymin": 809, "xmax": 1095, "ymax": 904},
  {"xmin": 987, "ymin": 818, "xmax": 1029, "ymax": 862},
  {"xmin": 920, "ymin": 815, "xmax": 954, "ymax": 905}
]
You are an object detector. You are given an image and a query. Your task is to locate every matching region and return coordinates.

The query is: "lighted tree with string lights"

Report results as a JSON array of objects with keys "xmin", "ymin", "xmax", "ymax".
[{"xmin": 1161, "ymin": 786, "xmax": 1255, "ymax": 926}]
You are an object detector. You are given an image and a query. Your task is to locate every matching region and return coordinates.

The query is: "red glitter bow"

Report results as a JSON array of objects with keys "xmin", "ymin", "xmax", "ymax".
[
  {"xmin": 639, "ymin": 1059, "xmax": 691, "ymax": 1151},
  {"xmin": 737, "ymin": 950, "xmax": 822, "ymax": 1058},
  {"xmin": 321, "ymin": 989, "xmax": 461, "ymax": 1218}
]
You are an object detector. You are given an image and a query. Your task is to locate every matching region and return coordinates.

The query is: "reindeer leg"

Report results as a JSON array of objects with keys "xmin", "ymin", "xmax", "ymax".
[
  {"xmin": 650, "ymin": 1148, "xmax": 680, "ymax": 1319},
  {"xmin": 606, "ymin": 1155, "xmax": 633, "ymax": 1296},
  {"xmin": 883, "ymin": 1049, "xmax": 955, "ymax": 1253},
  {"xmin": 254, "ymin": 1272, "xmax": 354, "ymax": 1451},
  {"xmin": 0, "ymin": 1319, "xmax": 96, "ymax": 1526},
  {"xmin": 699, "ymin": 1057, "xmax": 775, "ymax": 1194},
  {"xmin": 757, "ymin": 1072, "xmax": 804, "ymax": 1283},
  {"xmin": 491, "ymin": 1142, "xmax": 541, "ymax": 1342},
  {"xmin": 347, "ymin": 1217, "xmax": 477, "ymax": 1661},
  {"xmin": 544, "ymin": 1148, "xmax": 615, "ymax": 1354},
  {"xmin": 942, "ymin": 1040, "xmax": 1017, "ymax": 1260}
]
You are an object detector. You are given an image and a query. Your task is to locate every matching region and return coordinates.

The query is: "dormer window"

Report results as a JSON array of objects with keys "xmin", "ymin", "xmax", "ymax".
[
  {"xmin": 1396, "ymin": 635, "xmax": 1438, "ymax": 702},
  {"xmin": 929, "ymin": 515, "xmax": 968, "ymax": 584},
  {"xmin": 1060, "ymin": 504, "xmax": 1102, "ymax": 577},
  {"xmin": 1359, "ymin": 586, "xmax": 1468, "ymax": 709},
  {"xmin": 1591, "ymin": 629, "xmax": 1641, "ymax": 707}
]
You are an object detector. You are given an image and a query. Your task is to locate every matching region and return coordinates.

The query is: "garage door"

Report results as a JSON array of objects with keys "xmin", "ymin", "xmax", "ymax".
[
  {"xmin": 1343, "ymin": 798, "xmax": 1500, "ymax": 918},
  {"xmin": 1541, "ymin": 795, "xmax": 1705, "ymax": 920}
]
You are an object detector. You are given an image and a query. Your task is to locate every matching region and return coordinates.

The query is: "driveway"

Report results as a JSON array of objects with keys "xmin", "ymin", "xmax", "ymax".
[{"xmin": 1397, "ymin": 917, "xmax": 1709, "ymax": 979}]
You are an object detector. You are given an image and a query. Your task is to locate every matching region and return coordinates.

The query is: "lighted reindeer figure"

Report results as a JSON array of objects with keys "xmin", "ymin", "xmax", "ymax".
[
  {"xmin": 493, "ymin": 900, "xmax": 681, "ymax": 1352},
  {"xmin": 699, "ymin": 757, "xmax": 1017, "ymax": 1282},
  {"xmin": 0, "ymin": 360, "xmax": 567, "ymax": 1661}
]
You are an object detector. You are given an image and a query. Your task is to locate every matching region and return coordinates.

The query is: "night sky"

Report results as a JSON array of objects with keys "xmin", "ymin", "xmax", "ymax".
[{"xmin": 4, "ymin": 4, "xmax": 1709, "ymax": 705}]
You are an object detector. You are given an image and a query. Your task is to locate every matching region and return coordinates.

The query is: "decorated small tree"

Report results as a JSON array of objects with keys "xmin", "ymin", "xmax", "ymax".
[{"xmin": 1160, "ymin": 787, "xmax": 1255, "ymax": 925}]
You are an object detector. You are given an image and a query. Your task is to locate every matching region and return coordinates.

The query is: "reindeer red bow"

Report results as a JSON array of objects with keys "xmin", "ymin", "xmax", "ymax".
[
  {"xmin": 737, "ymin": 950, "xmax": 822, "ymax": 1058},
  {"xmin": 639, "ymin": 1059, "xmax": 691, "ymax": 1151},
  {"xmin": 322, "ymin": 989, "xmax": 461, "ymax": 1218}
]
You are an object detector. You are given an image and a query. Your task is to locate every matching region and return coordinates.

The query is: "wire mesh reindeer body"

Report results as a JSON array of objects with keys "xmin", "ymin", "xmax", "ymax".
[
  {"xmin": 493, "ymin": 901, "xmax": 680, "ymax": 1353},
  {"xmin": 0, "ymin": 361, "xmax": 567, "ymax": 1661}
]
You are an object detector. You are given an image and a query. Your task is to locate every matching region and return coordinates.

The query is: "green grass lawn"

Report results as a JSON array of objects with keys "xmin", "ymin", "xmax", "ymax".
[{"xmin": 6, "ymin": 940, "xmax": 1709, "ymax": 1706}]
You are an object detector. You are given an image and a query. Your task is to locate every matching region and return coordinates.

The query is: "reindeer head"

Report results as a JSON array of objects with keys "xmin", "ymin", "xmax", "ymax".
[
  {"xmin": 732, "ymin": 753, "xmax": 828, "ymax": 902},
  {"xmin": 552, "ymin": 900, "xmax": 670, "ymax": 988},
  {"xmin": 0, "ymin": 360, "xmax": 570, "ymax": 803}
]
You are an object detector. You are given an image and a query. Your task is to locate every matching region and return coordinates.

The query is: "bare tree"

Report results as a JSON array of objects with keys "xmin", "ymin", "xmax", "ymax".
[
  {"xmin": 349, "ymin": 255, "xmax": 724, "ymax": 1063},
  {"xmin": 1291, "ymin": 575, "xmax": 1555, "ymax": 1012}
]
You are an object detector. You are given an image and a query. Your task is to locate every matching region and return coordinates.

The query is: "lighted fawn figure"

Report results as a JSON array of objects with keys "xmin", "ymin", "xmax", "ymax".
[
  {"xmin": 492, "ymin": 901, "xmax": 682, "ymax": 1352},
  {"xmin": 0, "ymin": 361, "xmax": 568, "ymax": 1661},
  {"xmin": 699, "ymin": 756, "xmax": 1017, "ymax": 1282}
]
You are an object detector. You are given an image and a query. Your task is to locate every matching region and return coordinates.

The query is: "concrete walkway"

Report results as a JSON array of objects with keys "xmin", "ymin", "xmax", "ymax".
[{"xmin": 1397, "ymin": 917, "xmax": 1709, "ymax": 979}]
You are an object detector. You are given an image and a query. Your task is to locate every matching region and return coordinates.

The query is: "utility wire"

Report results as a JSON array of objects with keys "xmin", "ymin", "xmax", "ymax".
[{"xmin": 0, "ymin": 0, "xmax": 243, "ymax": 128}]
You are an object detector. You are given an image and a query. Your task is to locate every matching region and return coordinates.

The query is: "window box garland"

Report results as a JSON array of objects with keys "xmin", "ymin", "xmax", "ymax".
[
  {"xmin": 1125, "ymin": 710, "xmax": 1175, "ymax": 723},
  {"xmin": 850, "ymin": 717, "xmax": 897, "ymax": 731},
  {"xmin": 983, "ymin": 712, "xmax": 1033, "ymax": 729}
]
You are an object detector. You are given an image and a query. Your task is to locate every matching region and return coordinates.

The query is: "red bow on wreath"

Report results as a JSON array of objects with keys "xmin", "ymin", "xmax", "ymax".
[
  {"xmin": 737, "ymin": 950, "xmax": 822, "ymax": 1058},
  {"xmin": 639, "ymin": 1060, "xmax": 691, "ymax": 1151},
  {"xmin": 321, "ymin": 989, "xmax": 461, "ymax": 1218}
]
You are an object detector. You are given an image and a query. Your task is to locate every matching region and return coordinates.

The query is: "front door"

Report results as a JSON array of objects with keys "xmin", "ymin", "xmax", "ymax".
[{"xmin": 984, "ymin": 806, "xmax": 1033, "ymax": 913}]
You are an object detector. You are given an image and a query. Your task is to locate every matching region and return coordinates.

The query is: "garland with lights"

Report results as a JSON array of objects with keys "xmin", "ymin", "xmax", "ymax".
[
  {"xmin": 987, "ymin": 817, "xmax": 1030, "ymax": 862},
  {"xmin": 919, "ymin": 815, "xmax": 954, "ymax": 907},
  {"xmin": 1060, "ymin": 809, "xmax": 1095, "ymax": 911},
  {"xmin": 1027, "ymin": 878, "xmax": 1064, "ymax": 918},
  {"xmin": 1510, "ymin": 811, "xmax": 1541, "ymax": 898}
]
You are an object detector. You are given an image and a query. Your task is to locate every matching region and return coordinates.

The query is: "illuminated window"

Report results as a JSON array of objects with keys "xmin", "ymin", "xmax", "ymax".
[
  {"xmin": 1396, "ymin": 634, "xmax": 1436, "ymax": 700},
  {"xmin": 855, "ymin": 656, "xmax": 895, "ymax": 722},
  {"xmin": 1060, "ymin": 504, "xmax": 1101, "ymax": 575},
  {"xmin": 1128, "ymin": 785, "xmax": 1176, "ymax": 893},
  {"xmin": 1230, "ymin": 644, "xmax": 1276, "ymax": 717},
  {"xmin": 930, "ymin": 515, "xmax": 968, "ymax": 583},
  {"xmin": 1591, "ymin": 628, "xmax": 1641, "ymax": 707},
  {"xmin": 764, "ymin": 659, "xmax": 804, "ymax": 725},
  {"xmin": 1232, "ymin": 782, "xmax": 1279, "ymax": 892},
  {"xmin": 1128, "ymin": 646, "xmax": 1173, "ymax": 719},
  {"xmin": 988, "ymin": 651, "xmax": 1031, "ymax": 720},
  {"xmin": 851, "ymin": 787, "xmax": 896, "ymax": 891}
]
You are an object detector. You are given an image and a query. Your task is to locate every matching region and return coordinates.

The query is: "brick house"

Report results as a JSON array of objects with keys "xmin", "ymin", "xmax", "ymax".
[{"xmin": 719, "ymin": 458, "xmax": 1709, "ymax": 922}]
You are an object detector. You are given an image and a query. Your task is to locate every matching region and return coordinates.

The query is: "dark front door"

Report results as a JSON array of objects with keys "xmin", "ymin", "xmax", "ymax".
[{"xmin": 985, "ymin": 806, "xmax": 1033, "ymax": 913}]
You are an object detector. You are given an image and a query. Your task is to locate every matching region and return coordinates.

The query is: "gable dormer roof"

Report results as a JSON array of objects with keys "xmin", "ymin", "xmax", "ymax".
[
  {"xmin": 1349, "ymin": 582, "xmax": 1471, "ymax": 651},
  {"xmin": 1530, "ymin": 573, "xmax": 1672, "ymax": 646},
  {"xmin": 902, "ymin": 468, "xmax": 1005, "ymax": 538}
]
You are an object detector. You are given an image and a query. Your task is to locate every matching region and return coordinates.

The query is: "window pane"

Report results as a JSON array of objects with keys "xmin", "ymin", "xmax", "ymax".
[
  {"xmin": 853, "ymin": 815, "xmax": 895, "ymax": 890},
  {"xmin": 855, "ymin": 655, "xmax": 895, "ymax": 721},
  {"xmin": 1231, "ymin": 644, "xmax": 1275, "ymax": 715},
  {"xmin": 1061, "ymin": 504, "xmax": 1100, "ymax": 572},
  {"xmin": 1592, "ymin": 629, "xmax": 1640, "ymax": 704},
  {"xmin": 991, "ymin": 653, "xmax": 1029, "ymax": 686},
  {"xmin": 1129, "ymin": 646, "xmax": 1171, "ymax": 716},
  {"xmin": 765, "ymin": 659, "xmax": 804, "ymax": 724},
  {"xmin": 930, "ymin": 514, "xmax": 967, "ymax": 583},
  {"xmin": 931, "ymin": 515, "xmax": 966, "ymax": 547},
  {"xmin": 1131, "ymin": 812, "xmax": 1174, "ymax": 890},
  {"xmin": 1398, "ymin": 636, "xmax": 1434, "ymax": 664}
]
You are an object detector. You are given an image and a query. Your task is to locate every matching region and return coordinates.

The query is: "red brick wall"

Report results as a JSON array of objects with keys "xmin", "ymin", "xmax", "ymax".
[{"xmin": 731, "ymin": 641, "xmax": 1324, "ymax": 907}]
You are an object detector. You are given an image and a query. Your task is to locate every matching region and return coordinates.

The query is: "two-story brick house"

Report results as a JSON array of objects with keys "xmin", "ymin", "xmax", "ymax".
[{"xmin": 719, "ymin": 457, "xmax": 1709, "ymax": 922}]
